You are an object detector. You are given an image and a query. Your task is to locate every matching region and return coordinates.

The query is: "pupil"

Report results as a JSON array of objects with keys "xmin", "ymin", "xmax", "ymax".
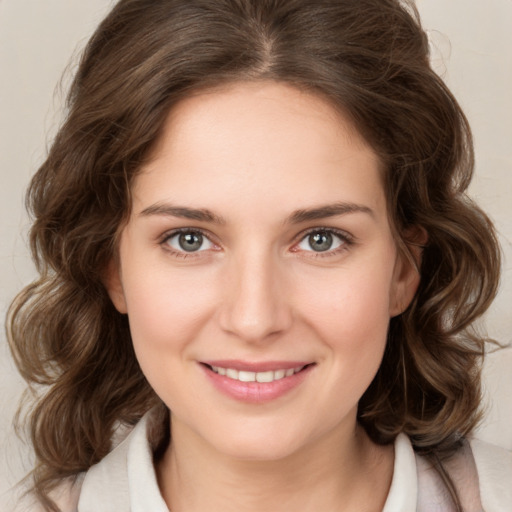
[
  {"xmin": 179, "ymin": 232, "xmax": 203, "ymax": 252},
  {"xmin": 309, "ymin": 232, "xmax": 332, "ymax": 252}
]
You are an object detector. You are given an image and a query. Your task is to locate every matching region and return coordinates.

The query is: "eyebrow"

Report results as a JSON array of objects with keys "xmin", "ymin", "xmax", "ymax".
[
  {"xmin": 139, "ymin": 203, "xmax": 227, "ymax": 224},
  {"xmin": 286, "ymin": 202, "xmax": 374, "ymax": 224},
  {"xmin": 139, "ymin": 201, "xmax": 374, "ymax": 224}
]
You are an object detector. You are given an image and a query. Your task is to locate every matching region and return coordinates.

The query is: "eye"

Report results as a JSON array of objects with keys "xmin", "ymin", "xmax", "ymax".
[
  {"xmin": 296, "ymin": 229, "xmax": 349, "ymax": 253},
  {"xmin": 164, "ymin": 230, "xmax": 214, "ymax": 253}
]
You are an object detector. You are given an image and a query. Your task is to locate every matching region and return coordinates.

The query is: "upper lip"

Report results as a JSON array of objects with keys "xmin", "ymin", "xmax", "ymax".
[{"xmin": 201, "ymin": 360, "xmax": 314, "ymax": 372}]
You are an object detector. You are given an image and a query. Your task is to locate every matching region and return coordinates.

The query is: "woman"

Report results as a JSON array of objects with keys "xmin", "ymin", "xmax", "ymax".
[{"xmin": 7, "ymin": 0, "xmax": 512, "ymax": 511}]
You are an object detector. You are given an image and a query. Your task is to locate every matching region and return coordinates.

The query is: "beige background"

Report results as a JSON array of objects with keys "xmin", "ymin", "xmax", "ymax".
[{"xmin": 1, "ymin": 0, "xmax": 511, "ymax": 508}]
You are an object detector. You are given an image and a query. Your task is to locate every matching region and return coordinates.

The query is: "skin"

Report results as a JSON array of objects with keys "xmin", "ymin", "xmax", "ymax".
[{"xmin": 106, "ymin": 81, "xmax": 421, "ymax": 512}]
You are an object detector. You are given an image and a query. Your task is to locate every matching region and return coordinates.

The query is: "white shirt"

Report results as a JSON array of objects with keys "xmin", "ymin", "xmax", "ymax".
[{"xmin": 38, "ymin": 410, "xmax": 512, "ymax": 512}]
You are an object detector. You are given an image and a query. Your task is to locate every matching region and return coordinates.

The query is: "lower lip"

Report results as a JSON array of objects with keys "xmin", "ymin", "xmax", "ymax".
[{"xmin": 201, "ymin": 364, "xmax": 314, "ymax": 404}]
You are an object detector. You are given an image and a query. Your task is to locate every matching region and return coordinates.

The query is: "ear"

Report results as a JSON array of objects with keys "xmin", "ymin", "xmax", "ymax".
[
  {"xmin": 389, "ymin": 226, "xmax": 428, "ymax": 317},
  {"xmin": 103, "ymin": 259, "xmax": 128, "ymax": 314}
]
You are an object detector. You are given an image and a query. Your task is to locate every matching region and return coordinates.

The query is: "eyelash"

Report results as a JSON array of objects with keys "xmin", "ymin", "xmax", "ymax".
[
  {"xmin": 159, "ymin": 228, "xmax": 218, "ymax": 259},
  {"xmin": 293, "ymin": 227, "xmax": 354, "ymax": 258},
  {"xmin": 159, "ymin": 227, "xmax": 354, "ymax": 259}
]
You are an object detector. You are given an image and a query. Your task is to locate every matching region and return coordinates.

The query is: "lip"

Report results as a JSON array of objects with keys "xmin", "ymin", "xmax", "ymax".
[{"xmin": 200, "ymin": 361, "xmax": 315, "ymax": 404}]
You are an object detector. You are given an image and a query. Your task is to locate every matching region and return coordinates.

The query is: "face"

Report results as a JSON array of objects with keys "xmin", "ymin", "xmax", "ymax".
[{"xmin": 107, "ymin": 81, "xmax": 419, "ymax": 461}]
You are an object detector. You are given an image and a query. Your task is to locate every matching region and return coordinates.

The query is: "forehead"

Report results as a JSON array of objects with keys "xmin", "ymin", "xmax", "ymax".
[{"xmin": 133, "ymin": 81, "xmax": 386, "ymax": 221}]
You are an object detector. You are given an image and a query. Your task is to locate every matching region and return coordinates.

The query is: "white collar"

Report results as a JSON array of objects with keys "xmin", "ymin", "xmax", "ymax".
[{"xmin": 78, "ymin": 410, "xmax": 168, "ymax": 512}]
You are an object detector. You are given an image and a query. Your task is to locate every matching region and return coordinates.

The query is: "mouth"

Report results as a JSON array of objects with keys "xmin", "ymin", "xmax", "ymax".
[
  {"xmin": 199, "ymin": 361, "xmax": 316, "ymax": 403},
  {"xmin": 202, "ymin": 363, "xmax": 313, "ymax": 383}
]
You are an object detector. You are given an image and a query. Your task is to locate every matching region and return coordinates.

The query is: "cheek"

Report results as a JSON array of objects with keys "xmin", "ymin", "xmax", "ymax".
[
  {"xmin": 298, "ymin": 260, "xmax": 394, "ymax": 339},
  {"xmin": 295, "ymin": 259, "xmax": 394, "ymax": 386},
  {"xmin": 120, "ymin": 264, "xmax": 223, "ymax": 410},
  {"xmin": 120, "ymin": 261, "xmax": 219, "ymax": 364}
]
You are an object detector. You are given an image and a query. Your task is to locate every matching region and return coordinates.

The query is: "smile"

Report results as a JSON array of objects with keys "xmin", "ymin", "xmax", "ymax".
[
  {"xmin": 209, "ymin": 365, "xmax": 306, "ymax": 383},
  {"xmin": 201, "ymin": 361, "xmax": 315, "ymax": 403}
]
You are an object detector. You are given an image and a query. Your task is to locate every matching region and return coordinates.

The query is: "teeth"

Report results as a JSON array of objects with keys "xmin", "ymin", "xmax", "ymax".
[
  {"xmin": 226, "ymin": 368, "xmax": 238, "ymax": 379},
  {"xmin": 256, "ymin": 371, "xmax": 274, "ymax": 383},
  {"xmin": 210, "ymin": 365, "xmax": 306, "ymax": 382},
  {"xmin": 238, "ymin": 371, "xmax": 256, "ymax": 382},
  {"xmin": 274, "ymin": 369, "xmax": 286, "ymax": 380}
]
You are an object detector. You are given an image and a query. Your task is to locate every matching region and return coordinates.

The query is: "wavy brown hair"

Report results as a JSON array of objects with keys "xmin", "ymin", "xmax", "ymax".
[{"xmin": 7, "ymin": 0, "xmax": 501, "ymax": 510}]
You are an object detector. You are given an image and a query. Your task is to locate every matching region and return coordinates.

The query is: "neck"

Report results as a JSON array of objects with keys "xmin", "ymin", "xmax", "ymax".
[{"xmin": 156, "ymin": 415, "xmax": 394, "ymax": 512}]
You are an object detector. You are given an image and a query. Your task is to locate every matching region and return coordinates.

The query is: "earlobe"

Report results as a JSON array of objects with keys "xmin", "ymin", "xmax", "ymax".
[
  {"xmin": 103, "ymin": 259, "xmax": 128, "ymax": 314},
  {"xmin": 389, "ymin": 226, "xmax": 428, "ymax": 317}
]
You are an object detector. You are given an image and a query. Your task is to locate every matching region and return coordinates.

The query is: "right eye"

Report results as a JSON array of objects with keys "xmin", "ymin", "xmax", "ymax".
[{"xmin": 163, "ymin": 230, "xmax": 215, "ymax": 253}]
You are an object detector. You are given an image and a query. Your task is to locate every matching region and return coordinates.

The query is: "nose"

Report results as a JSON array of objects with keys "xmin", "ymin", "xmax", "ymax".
[{"xmin": 218, "ymin": 250, "xmax": 292, "ymax": 343}]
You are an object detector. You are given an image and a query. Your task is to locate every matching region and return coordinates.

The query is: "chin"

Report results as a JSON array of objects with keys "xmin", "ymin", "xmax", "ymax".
[
  {"xmin": 220, "ymin": 437, "xmax": 303, "ymax": 462},
  {"xmin": 206, "ymin": 421, "xmax": 319, "ymax": 462}
]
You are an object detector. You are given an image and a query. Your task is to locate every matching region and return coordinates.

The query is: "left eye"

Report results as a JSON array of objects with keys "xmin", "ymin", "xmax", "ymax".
[
  {"xmin": 297, "ymin": 230, "xmax": 345, "ymax": 252},
  {"xmin": 165, "ymin": 231, "xmax": 214, "ymax": 253}
]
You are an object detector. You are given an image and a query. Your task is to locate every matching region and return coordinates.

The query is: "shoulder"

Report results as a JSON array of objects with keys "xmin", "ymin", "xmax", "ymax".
[
  {"xmin": 11, "ymin": 411, "xmax": 158, "ymax": 512},
  {"xmin": 10, "ymin": 476, "xmax": 84, "ymax": 512},
  {"xmin": 415, "ymin": 436, "xmax": 512, "ymax": 512},
  {"xmin": 49, "ymin": 476, "xmax": 84, "ymax": 512},
  {"xmin": 469, "ymin": 437, "xmax": 512, "ymax": 509}
]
